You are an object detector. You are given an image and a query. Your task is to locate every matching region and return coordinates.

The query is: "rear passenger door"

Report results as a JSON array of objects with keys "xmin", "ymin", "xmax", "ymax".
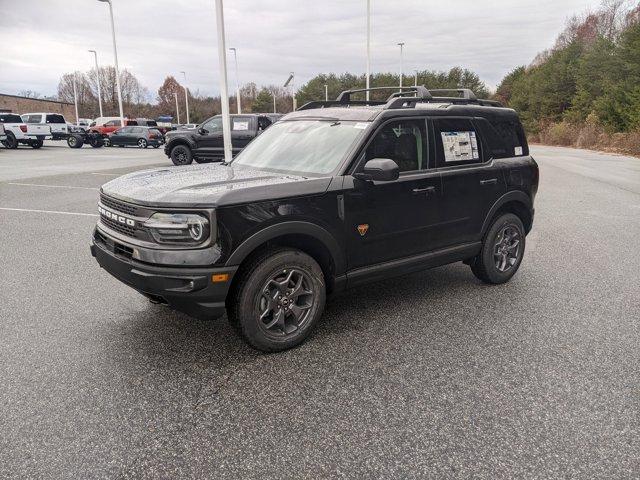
[{"xmin": 432, "ymin": 118, "xmax": 506, "ymax": 246}]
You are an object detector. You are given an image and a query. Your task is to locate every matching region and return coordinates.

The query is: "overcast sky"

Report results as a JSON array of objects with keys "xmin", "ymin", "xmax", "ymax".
[{"xmin": 0, "ymin": 0, "xmax": 603, "ymax": 100}]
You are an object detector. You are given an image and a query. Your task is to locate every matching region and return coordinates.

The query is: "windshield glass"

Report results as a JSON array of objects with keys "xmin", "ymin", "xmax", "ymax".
[{"xmin": 232, "ymin": 120, "xmax": 367, "ymax": 175}]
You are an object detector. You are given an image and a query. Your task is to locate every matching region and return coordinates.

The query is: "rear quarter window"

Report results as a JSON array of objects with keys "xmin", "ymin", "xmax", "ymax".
[
  {"xmin": 45, "ymin": 114, "xmax": 66, "ymax": 123},
  {"xmin": 475, "ymin": 119, "xmax": 528, "ymax": 158},
  {"xmin": 0, "ymin": 114, "xmax": 24, "ymax": 123}
]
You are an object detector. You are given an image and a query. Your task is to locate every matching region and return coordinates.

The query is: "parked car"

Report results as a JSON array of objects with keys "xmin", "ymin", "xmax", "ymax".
[
  {"xmin": 90, "ymin": 118, "xmax": 138, "ymax": 137},
  {"xmin": 91, "ymin": 86, "xmax": 538, "ymax": 352},
  {"xmin": 1, "ymin": 113, "xmax": 50, "ymax": 148},
  {"xmin": 0, "ymin": 123, "xmax": 6, "ymax": 143},
  {"xmin": 164, "ymin": 113, "xmax": 283, "ymax": 165},
  {"xmin": 106, "ymin": 126, "xmax": 164, "ymax": 148},
  {"xmin": 21, "ymin": 113, "xmax": 69, "ymax": 140},
  {"xmin": 135, "ymin": 118, "xmax": 169, "ymax": 135}
]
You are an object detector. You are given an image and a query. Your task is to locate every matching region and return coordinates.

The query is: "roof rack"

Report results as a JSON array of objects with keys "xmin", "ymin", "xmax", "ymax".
[{"xmin": 296, "ymin": 86, "xmax": 503, "ymax": 111}]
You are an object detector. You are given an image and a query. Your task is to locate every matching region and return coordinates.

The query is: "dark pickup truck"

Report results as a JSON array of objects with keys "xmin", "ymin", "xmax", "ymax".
[
  {"xmin": 92, "ymin": 86, "xmax": 538, "ymax": 352},
  {"xmin": 163, "ymin": 113, "xmax": 282, "ymax": 165}
]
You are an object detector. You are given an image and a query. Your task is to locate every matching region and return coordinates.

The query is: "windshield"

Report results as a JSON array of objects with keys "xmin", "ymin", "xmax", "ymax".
[{"xmin": 232, "ymin": 120, "xmax": 367, "ymax": 175}]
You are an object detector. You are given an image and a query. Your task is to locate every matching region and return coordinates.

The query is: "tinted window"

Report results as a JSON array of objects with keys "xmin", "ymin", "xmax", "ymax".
[
  {"xmin": 201, "ymin": 117, "xmax": 222, "ymax": 133},
  {"xmin": 125, "ymin": 120, "xmax": 138, "ymax": 126},
  {"xmin": 433, "ymin": 118, "xmax": 482, "ymax": 167},
  {"xmin": 146, "ymin": 120, "xmax": 157, "ymax": 126},
  {"xmin": 22, "ymin": 114, "xmax": 43, "ymax": 123},
  {"xmin": 365, "ymin": 119, "xmax": 428, "ymax": 173},
  {"xmin": 46, "ymin": 114, "xmax": 66, "ymax": 124},
  {"xmin": 1, "ymin": 114, "xmax": 24, "ymax": 123}
]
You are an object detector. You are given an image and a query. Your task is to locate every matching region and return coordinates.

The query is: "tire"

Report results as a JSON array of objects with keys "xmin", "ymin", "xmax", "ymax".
[
  {"xmin": 227, "ymin": 248, "xmax": 326, "ymax": 352},
  {"xmin": 137, "ymin": 138, "xmax": 148, "ymax": 148},
  {"xmin": 67, "ymin": 134, "xmax": 84, "ymax": 149},
  {"xmin": 170, "ymin": 144, "xmax": 193, "ymax": 165},
  {"xmin": 89, "ymin": 137, "xmax": 103, "ymax": 148},
  {"xmin": 471, "ymin": 213, "xmax": 526, "ymax": 284},
  {"xmin": 31, "ymin": 138, "xmax": 44, "ymax": 149},
  {"xmin": 2, "ymin": 132, "xmax": 18, "ymax": 149}
]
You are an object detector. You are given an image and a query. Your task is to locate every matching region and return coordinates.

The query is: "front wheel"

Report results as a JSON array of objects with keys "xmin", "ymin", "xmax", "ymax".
[
  {"xmin": 471, "ymin": 213, "xmax": 526, "ymax": 284},
  {"xmin": 137, "ymin": 138, "xmax": 148, "ymax": 148},
  {"xmin": 170, "ymin": 145, "xmax": 193, "ymax": 165},
  {"xmin": 228, "ymin": 248, "xmax": 326, "ymax": 352}
]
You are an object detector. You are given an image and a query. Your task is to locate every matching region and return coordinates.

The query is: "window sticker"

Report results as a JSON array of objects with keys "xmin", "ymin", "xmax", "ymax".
[
  {"xmin": 233, "ymin": 120, "xmax": 249, "ymax": 131},
  {"xmin": 441, "ymin": 131, "xmax": 479, "ymax": 162},
  {"xmin": 514, "ymin": 146, "xmax": 523, "ymax": 156}
]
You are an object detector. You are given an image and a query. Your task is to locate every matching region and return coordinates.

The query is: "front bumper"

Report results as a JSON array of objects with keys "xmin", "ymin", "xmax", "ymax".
[{"xmin": 91, "ymin": 230, "xmax": 236, "ymax": 320}]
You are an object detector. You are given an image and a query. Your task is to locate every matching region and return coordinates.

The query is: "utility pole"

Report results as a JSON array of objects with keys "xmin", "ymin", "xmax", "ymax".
[
  {"xmin": 273, "ymin": 93, "xmax": 277, "ymax": 113},
  {"xmin": 414, "ymin": 69, "xmax": 418, "ymax": 87},
  {"xmin": 398, "ymin": 42, "xmax": 405, "ymax": 88},
  {"xmin": 73, "ymin": 73, "xmax": 79, "ymax": 126},
  {"xmin": 229, "ymin": 47, "xmax": 241, "ymax": 114},
  {"xmin": 88, "ymin": 50, "xmax": 103, "ymax": 118},
  {"xmin": 180, "ymin": 71, "xmax": 190, "ymax": 124},
  {"xmin": 366, "ymin": 0, "xmax": 371, "ymax": 101},
  {"xmin": 214, "ymin": 0, "xmax": 232, "ymax": 163},
  {"xmin": 98, "ymin": 0, "xmax": 124, "ymax": 126},
  {"xmin": 324, "ymin": 84, "xmax": 328, "ymax": 101},
  {"xmin": 174, "ymin": 92, "xmax": 180, "ymax": 125}
]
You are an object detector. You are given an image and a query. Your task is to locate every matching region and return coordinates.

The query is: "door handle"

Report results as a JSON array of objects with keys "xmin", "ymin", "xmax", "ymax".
[
  {"xmin": 480, "ymin": 178, "xmax": 498, "ymax": 186},
  {"xmin": 412, "ymin": 186, "xmax": 436, "ymax": 195}
]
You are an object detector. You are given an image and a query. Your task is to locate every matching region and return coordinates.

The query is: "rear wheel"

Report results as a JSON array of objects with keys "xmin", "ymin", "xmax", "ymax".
[
  {"xmin": 471, "ymin": 213, "xmax": 525, "ymax": 284},
  {"xmin": 2, "ymin": 132, "xmax": 18, "ymax": 149},
  {"xmin": 170, "ymin": 145, "xmax": 193, "ymax": 165},
  {"xmin": 67, "ymin": 134, "xmax": 83, "ymax": 148},
  {"xmin": 228, "ymin": 248, "xmax": 326, "ymax": 352},
  {"xmin": 30, "ymin": 138, "xmax": 44, "ymax": 149},
  {"xmin": 137, "ymin": 138, "xmax": 148, "ymax": 148}
]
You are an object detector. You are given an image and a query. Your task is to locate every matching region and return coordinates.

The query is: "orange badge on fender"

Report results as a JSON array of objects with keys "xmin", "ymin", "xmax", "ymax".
[{"xmin": 357, "ymin": 224, "xmax": 369, "ymax": 236}]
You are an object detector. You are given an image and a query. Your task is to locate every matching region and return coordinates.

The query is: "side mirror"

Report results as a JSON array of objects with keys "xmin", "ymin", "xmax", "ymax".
[
  {"xmin": 354, "ymin": 158, "xmax": 400, "ymax": 182},
  {"xmin": 198, "ymin": 127, "xmax": 208, "ymax": 135}
]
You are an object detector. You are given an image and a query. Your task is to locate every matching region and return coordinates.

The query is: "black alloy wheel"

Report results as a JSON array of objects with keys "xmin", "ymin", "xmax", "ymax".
[
  {"xmin": 471, "ymin": 213, "xmax": 526, "ymax": 284},
  {"xmin": 2, "ymin": 132, "xmax": 18, "ymax": 149},
  {"xmin": 170, "ymin": 145, "xmax": 193, "ymax": 165}
]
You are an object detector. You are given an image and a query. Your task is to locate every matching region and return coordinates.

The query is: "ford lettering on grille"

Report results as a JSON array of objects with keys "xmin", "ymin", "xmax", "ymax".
[{"xmin": 98, "ymin": 206, "xmax": 135, "ymax": 227}]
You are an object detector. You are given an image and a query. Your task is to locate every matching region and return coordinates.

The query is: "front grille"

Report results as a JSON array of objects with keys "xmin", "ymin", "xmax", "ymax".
[
  {"xmin": 100, "ymin": 194, "xmax": 137, "ymax": 215},
  {"xmin": 100, "ymin": 214, "xmax": 136, "ymax": 237}
]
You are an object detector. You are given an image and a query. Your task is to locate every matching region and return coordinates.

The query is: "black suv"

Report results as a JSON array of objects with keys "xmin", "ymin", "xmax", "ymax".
[
  {"xmin": 164, "ymin": 113, "xmax": 282, "ymax": 165},
  {"xmin": 91, "ymin": 86, "xmax": 538, "ymax": 352}
]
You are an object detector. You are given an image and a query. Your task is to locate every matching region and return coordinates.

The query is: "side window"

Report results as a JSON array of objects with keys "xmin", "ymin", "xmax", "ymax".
[
  {"xmin": 257, "ymin": 116, "xmax": 272, "ymax": 131},
  {"xmin": 201, "ymin": 117, "xmax": 222, "ymax": 133},
  {"xmin": 433, "ymin": 118, "xmax": 482, "ymax": 167},
  {"xmin": 364, "ymin": 119, "xmax": 428, "ymax": 173},
  {"xmin": 45, "ymin": 114, "xmax": 65, "ymax": 124},
  {"xmin": 23, "ymin": 114, "xmax": 42, "ymax": 123},
  {"xmin": 106, "ymin": 120, "xmax": 121, "ymax": 127}
]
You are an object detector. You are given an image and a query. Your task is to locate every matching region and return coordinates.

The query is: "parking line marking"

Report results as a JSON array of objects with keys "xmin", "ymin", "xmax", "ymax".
[
  {"xmin": 91, "ymin": 173, "xmax": 120, "ymax": 176},
  {"xmin": 0, "ymin": 207, "xmax": 98, "ymax": 217},
  {"xmin": 6, "ymin": 182, "xmax": 99, "ymax": 191}
]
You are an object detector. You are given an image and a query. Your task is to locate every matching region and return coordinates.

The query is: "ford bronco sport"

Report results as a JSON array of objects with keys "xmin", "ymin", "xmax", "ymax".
[{"xmin": 91, "ymin": 86, "xmax": 538, "ymax": 352}]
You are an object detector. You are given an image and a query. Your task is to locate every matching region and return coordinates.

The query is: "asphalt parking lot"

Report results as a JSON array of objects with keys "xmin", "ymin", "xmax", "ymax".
[{"xmin": 1, "ymin": 143, "xmax": 639, "ymax": 479}]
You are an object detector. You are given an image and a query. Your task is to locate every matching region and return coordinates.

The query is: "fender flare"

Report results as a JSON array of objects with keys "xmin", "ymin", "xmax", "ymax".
[
  {"xmin": 166, "ymin": 137, "xmax": 197, "ymax": 154},
  {"xmin": 481, "ymin": 190, "xmax": 533, "ymax": 236},
  {"xmin": 225, "ymin": 221, "xmax": 345, "ymax": 274}
]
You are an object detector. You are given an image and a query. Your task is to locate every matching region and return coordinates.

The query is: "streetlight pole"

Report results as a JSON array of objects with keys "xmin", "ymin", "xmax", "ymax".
[
  {"xmin": 88, "ymin": 50, "xmax": 103, "ymax": 118},
  {"xmin": 98, "ymin": 0, "xmax": 124, "ymax": 127},
  {"xmin": 273, "ymin": 93, "xmax": 277, "ymax": 113},
  {"xmin": 229, "ymin": 47, "xmax": 241, "ymax": 114},
  {"xmin": 414, "ymin": 69, "xmax": 418, "ymax": 87},
  {"xmin": 72, "ymin": 73, "xmax": 79, "ymax": 126},
  {"xmin": 174, "ymin": 92, "xmax": 180, "ymax": 125},
  {"xmin": 180, "ymin": 71, "xmax": 190, "ymax": 124},
  {"xmin": 214, "ymin": 0, "xmax": 232, "ymax": 163},
  {"xmin": 324, "ymin": 84, "xmax": 328, "ymax": 101},
  {"xmin": 398, "ymin": 42, "xmax": 405, "ymax": 89},
  {"xmin": 366, "ymin": 0, "xmax": 371, "ymax": 101}
]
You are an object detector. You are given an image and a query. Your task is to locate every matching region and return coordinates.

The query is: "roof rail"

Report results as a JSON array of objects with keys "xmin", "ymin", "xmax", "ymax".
[
  {"xmin": 297, "ymin": 100, "xmax": 385, "ymax": 111},
  {"xmin": 428, "ymin": 88, "xmax": 477, "ymax": 100},
  {"xmin": 336, "ymin": 86, "xmax": 432, "ymax": 103}
]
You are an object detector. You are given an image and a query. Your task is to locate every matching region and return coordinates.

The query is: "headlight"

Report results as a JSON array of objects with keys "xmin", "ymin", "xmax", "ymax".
[{"xmin": 144, "ymin": 212, "xmax": 209, "ymax": 245}]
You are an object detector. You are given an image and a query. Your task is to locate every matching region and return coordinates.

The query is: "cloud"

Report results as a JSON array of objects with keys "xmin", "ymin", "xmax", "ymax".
[{"xmin": 0, "ymin": 0, "xmax": 604, "ymax": 98}]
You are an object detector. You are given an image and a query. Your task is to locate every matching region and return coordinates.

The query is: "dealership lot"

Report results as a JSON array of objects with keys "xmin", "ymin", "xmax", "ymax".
[{"xmin": 1, "ymin": 144, "xmax": 639, "ymax": 478}]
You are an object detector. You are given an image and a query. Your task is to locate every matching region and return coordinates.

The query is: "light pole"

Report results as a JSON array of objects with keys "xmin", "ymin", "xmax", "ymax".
[
  {"xmin": 284, "ymin": 72, "xmax": 295, "ymax": 111},
  {"xmin": 397, "ymin": 42, "xmax": 405, "ymax": 88},
  {"xmin": 180, "ymin": 71, "xmax": 190, "ymax": 124},
  {"xmin": 273, "ymin": 93, "xmax": 277, "ymax": 113},
  {"xmin": 98, "ymin": 0, "xmax": 124, "ymax": 127},
  {"xmin": 414, "ymin": 69, "xmax": 418, "ymax": 87},
  {"xmin": 88, "ymin": 50, "xmax": 103, "ymax": 118},
  {"xmin": 174, "ymin": 92, "xmax": 180, "ymax": 125},
  {"xmin": 366, "ymin": 0, "xmax": 371, "ymax": 101},
  {"xmin": 324, "ymin": 84, "xmax": 328, "ymax": 101},
  {"xmin": 229, "ymin": 47, "xmax": 241, "ymax": 114},
  {"xmin": 214, "ymin": 0, "xmax": 232, "ymax": 163},
  {"xmin": 72, "ymin": 73, "xmax": 79, "ymax": 126}
]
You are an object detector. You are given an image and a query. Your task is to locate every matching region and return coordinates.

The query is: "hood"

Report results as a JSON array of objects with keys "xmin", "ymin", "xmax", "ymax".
[{"xmin": 100, "ymin": 163, "xmax": 332, "ymax": 208}]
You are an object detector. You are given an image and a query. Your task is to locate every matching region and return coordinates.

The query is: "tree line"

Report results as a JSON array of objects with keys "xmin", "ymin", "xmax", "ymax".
[{"xmin": 495, "ymin": 0, "xmax": 640, "ymax": 152}]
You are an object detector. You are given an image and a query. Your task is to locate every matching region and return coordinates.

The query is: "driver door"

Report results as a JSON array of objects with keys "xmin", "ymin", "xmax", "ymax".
[
  {"xmin": 197, "ymin": 117, "xmax": 224, "ymax": 159},
  {"xmin": 343, "ymin": 118, "xmax": 442, "ymax": 271}
]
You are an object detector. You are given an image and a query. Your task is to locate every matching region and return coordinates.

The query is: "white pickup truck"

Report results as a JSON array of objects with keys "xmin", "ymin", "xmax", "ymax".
[
  {"xmin": 22, "ymin": 112, "xmax": 68, "ymax": 140},
  {"xmin": 0, "ymin": 113, "xmax": 50, "ymax": 149}
]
